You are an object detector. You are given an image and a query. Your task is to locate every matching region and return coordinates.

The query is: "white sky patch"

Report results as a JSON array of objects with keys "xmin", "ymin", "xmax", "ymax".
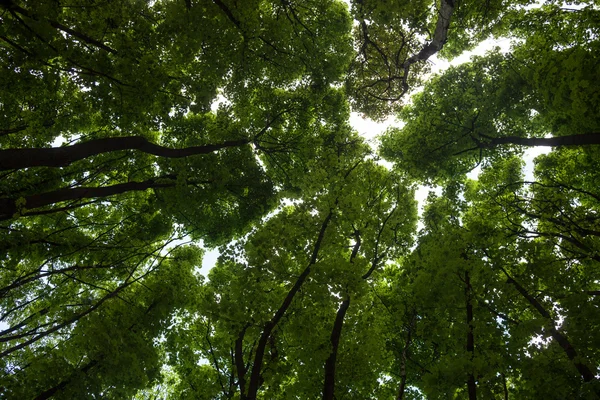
[
  {"xmin": 52, "ymin": 136, "xmax": 68, "ymax": 147},
  {"xmin": 522, "ymin": 145, "xmax": 552, "ymax": 181},
  {"xmin": 210, "ymin": 94, "xmax": 230, "ymax": 112},
  {"xmin": 429, "ymin": 37, "xmax": 514, "ymax": 75},
  {"xmin": 414, "ymin": 185, "xmax": 443, "ymax": 232},
  {"xmin": 349, "ymin": 112, "xmax": 398, "ymax": 143},
  {"xmin": 199, "ymin": 247, "xmax": 220, "ymax": 277},
  {"xmin": 466, "ymin": 165, "xmax": 482, "ymax": 180}
]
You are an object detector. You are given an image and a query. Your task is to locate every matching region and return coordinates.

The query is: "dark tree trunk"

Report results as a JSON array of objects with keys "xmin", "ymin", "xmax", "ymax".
[
  {"xmin": 323, "ymin": 230, "xmax": 360, "ymax": 400},
  {"xmin": 244, "ymin": 210, "xmax": 334, "ymax": 400},
  {"xmin": 0, "ymin": 175, "xmax": 207, "ymax": 220},
  {"xmin": 34, "ymin": 360, "xmax": 98, "ymax": 400},
  {"xmin": 235, "ymin": 326, "xmax": 249, "ymax": 396},
  {"xmin": 0, "ymin": 136, "xmax": 250, "ymax": 170},
  {"xmin": 323, "ymin": 298, "xmax": 350, "ymax": 400},
  {"xmin": 501, "ymin": 372, "xmax": 509, "ymax": 400},
  {"xmin": 504, "ymin": 271, "xmax": 596, "ymax": 383},
  {"xmin": 465, "ymin": 271, "xmax": 477, "ymax": 400},
  {"xmin": 396, "ymin": 313, "xmax": 416, "ymax": 400}
]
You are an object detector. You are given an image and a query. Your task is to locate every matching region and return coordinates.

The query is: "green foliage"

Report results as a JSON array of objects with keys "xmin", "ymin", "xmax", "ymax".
[{"xmin": 1, "ymin": 0, "xmax": 600, "ymax": 398}]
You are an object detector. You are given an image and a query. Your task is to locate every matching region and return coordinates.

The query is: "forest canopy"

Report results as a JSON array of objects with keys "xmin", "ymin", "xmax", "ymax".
[{"xmin": 0, "ymin": 0, "xmax": 599, "ymax": 399}]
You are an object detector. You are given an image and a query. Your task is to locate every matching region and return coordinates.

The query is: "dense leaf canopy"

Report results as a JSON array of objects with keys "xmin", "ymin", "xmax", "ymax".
[{"xmin": 1, "ymin": 0, "xmax": 599, "ymax": 399}]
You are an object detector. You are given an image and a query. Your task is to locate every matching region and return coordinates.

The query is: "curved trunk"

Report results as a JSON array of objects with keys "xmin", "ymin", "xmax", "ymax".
[
  {"xmin": 323, "ymin": 232, "xmax": 360, "ymax": 400},
  {"xmin": 0, "ymin": 175, "xmax": 189, "ymax": 220},
  {"xmin": 323, "ymin": 297, "xmax": 350, "ymax": 400},
  {"xmin": 403, "ymin": 0, "xmax": 455, "ymax": 65},
  {"xmin": 244, "ymin": 210, "xmax": 334, "ymax": 400},
  {"xmin": 0, "ymin": 136, "xmax": 250, "ymax": 170},
  {"xmin": 34, "ymin": 360, "xmax": 99, "ymax": 400},
  {"xmin": 503, "ymin": 270, "xmax": 596, "ymax": 383}
]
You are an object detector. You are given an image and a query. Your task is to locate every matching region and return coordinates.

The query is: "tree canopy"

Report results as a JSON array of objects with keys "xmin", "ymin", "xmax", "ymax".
[{"xmin": 1, "ymin": 0, "xmax": 599, "ymax": 399}]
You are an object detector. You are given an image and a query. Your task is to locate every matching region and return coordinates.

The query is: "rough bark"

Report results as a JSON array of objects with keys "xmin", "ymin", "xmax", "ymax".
[
  {"xmin": 0, "ymin": 136, "xmax": 250, "ymax": 170},
  {"xmin": 403, "ymin": 0, "xmax": 455, "ymax": 66}
]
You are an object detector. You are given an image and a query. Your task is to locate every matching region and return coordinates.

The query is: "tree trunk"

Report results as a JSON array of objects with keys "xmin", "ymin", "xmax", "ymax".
[
  {"xmin": 465, "ymin": 271, "xmax": 477, "ymax": 400},
  {"xmin": 488, "ymin": 133, "xmax": 600, "ymax": 148},
  {"xmin": 235, "ymin": 326, "xmax": 249, "ymax": 397},
  {"xmin": 34, "ymin": 360, "xmax": 99, "ymax": 400},
  {"xmin": 504, "ymin": 271, "xmax": 597, "ymax": 383},
  {"xmin": 403, "ymin": 0, "xmax": 455, "ymax": 65},
  {"xmin": 323, "ymin": 231, "xmax": 360, "ymax": 400},
  {"xmin": 244, "ymin": 210, "xmax": 334, "ymax": 400},
  {"xmin": 396, "ymin": 313, "xmax": 416, "ymax": 400},
  {"xmin": 323, "ymin": 297, "xmax": 350, "ymax": 400},
  {"xmin": 0, "ymin": 136, "xmax": 250, "ymax": 170},
  {"xmin": 0, "ymin": 175, "xmax": 206, "ymax": 220}
]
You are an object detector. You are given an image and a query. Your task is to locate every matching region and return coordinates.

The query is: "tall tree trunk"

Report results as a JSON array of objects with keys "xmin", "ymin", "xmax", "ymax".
[
  {"xmin": 396, "ymin": 313, "xmax": 416, "ymax": 400},
  {"xmin": 323, "ymin": 231, "xmax": 360, "ymax": 400},
  {"xmin": 397, "ymin": 0, "xmax": 454, "ymax": 97},
  {"xmin": 235, "ymin": 326, "xmax": 249, "ymax": 396},
  {"xmin": 501, "ymin": 372, "xmax": 509, "ymax": 400},
  {"xmin": 465, "ymin": 271, "xmax": 477, "ymax": 400},
  {"xmin": 0, "ymin": 175, "xmax": 208, "ymax": 220},
  {"xmin": 323, "ymin": 297, "xmax": 350, "ymax": 400},
  {"xmin": 488, "ymin": 133, "xmax": 600, "ymax": 148},
  {"xmin": 244, "ymin": 210, "xmax": 334, "ymax": 400},
  {"xmin": 0, "ymin": 278, "xmax": 133, "ymax": 358},
  {"xmin": 34, "ymin": 360, "xmax": 99, "ymax": 400},
  {"xmin": 502, "ymin": 269, "xmax": 596, "ymax": 383},
  {"xmin": 32, "ymin": 300, "xmax": 158, "ymax": 398},
  {"xmin": 0, "ymin": 136, "xmax": 250, "ymax": 170}
]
